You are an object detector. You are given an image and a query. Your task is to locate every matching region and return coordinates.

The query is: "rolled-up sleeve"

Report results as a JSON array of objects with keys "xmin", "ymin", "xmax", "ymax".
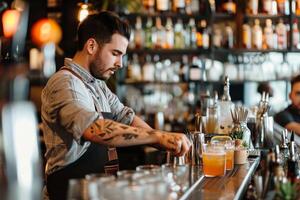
[
  {"xmin": 42, "ymin": 73, "xmax": 99, "ymax": 142},
  {"xmin": 104, "ymin": 85, "xmax": 135, "ymax": 125}
]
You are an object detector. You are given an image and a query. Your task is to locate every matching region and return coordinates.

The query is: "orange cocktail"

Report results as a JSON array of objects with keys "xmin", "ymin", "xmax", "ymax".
[
  {"xmin": 225, "ymin": 140, "xmax": 235, "ymax": 170},
  {"xmin": 202, "ymin": 144, "xmax": 226, "ymax": 177},
  {"xmin": 225, "ymin": 149, "xmax": 234, "ymax": 170}
]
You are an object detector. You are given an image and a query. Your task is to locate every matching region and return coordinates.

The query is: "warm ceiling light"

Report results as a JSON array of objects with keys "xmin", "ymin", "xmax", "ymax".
[
  {"xmin": 78, "ymin": 3, "xmax": 89, "ymax": 22},
  {"xmin": 2, "ymin": 9, "xmax": 20, "ymax": 38}
]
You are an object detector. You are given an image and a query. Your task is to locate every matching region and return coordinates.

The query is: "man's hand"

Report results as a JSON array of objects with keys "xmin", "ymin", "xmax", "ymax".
[{"xmin": 156, "ymin": 132, "xmax": 191, "ymax": 156}]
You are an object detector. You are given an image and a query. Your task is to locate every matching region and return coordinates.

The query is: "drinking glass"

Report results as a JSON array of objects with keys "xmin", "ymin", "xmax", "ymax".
[
  {"xmin": 224, "ymin": 140, "xmax": 235, "ymax": 170},
  {"xmin": 136, "ymin": 164, "xmax": 161, "ymax": 174},
  {"xmin": 202, "ymin": 143, "xmax": 226, "ymax": 177},
  {"xmin": 161, "ymin": 164, "xmax": 189, "ymax": 193}
]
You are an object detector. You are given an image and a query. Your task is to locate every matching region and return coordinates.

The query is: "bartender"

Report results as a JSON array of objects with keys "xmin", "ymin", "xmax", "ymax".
[
  {"xmin": 275, "ymin": 75, "xmax": 300, "ymax": 136},
  {"xmin": 41, "ymin": 11, "xmax": 191, "ymax": 199}
]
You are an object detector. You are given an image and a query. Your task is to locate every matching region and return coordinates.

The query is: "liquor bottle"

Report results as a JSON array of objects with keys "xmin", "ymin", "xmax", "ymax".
[
  {"xmin": 222, "ymin": 0, "xmax": 236, "ymax": 14},
  {"xmin": 242, "ymin": 19, "xmax": 252, "ymax": 49},
  {"xmin": 165, "ymin": 17, "xmax": 174, "ymax": 49},
  {"xmin": 276, "ymin": 19, "xmax": 287, "ymax": 49},
  {"xmin": 180, "ymin": 55, "xmax": 189, "ymax": 81},
  {"xmin": 173, "ymin": 0, "xmax": 185, "ymax": 14},
  {"xmin": 144, "ymin": 17, "xmax": 153, "ymax": 49},
  {"xmin": 174, "ymin": 19, "xmax": 185, "ymax": 49},
  {"xmin": 142, "ymin": 55, "xmax": 155, "ymax": 81},
  {"xmin": 287, "ymin": 141, "xmax": 300, "ymax": 184},
  {"xmin": 273, "ymin": 23, "xmax": 278, "ymax": 49},
  {"xmin": 186, "ymin": 18, "xmax": 197, "ymax": 49},
  {"xmin": 292, "ymin": 19, "xmax": 300, "ymax": 48},
  {"xmin": 202, "ymin": 20, "xmax": 210, "ymax": 49},
  {"xmin": 247, "ymin": 0, "xmax": 259, "ymax": 15},
  {"xmin": 252, "ymin": 19, "xmax": 263, "ymax": 49},
  {"xmin": 297, "ymin": 0, "xmax": 300, "ymax": 15},
  {"xmin": 127, "ymin": 54, "xmax": 141, "ymax": 81},
  {"xmin": 262, "ymin": 0, "xmax": 273, "ymax": 14},
  {"xmin": 264, "ymin": 19, "xmax": 274, "ymax": 49},
  {"xmin": 213, "ymin": 28, "xmax": 222, "ymax": 48},
  {"xmin": 156, "ymin": 0, "xmax": 169, "ymax": 13},
  {"xmin": 153, "ymin": 17, "xmax": 165, "ymax": 49},
  {"xmin": 272, "ymin": 0, "xmax": 278, "ymax": 15},
  {"xmin": 277, "ymin": 0, "xmax": 289, "ymax": 15},
  {"xmin": 197, "ymin": 20, "xmax": 210, "ymax": 49},
  {"xmin": 133, "ymin": 16, "xmax": 144, "ymax": 49},
  {"xmin": 189, "ymin": 56, "xmax": 201, "ymax": 81},
  {"xmin": 143, "ymin": 0, "xmax": 155, "ymax": 14},
  {"xmin": 219, "ymin": 76, "xmax": 234, "ymax": 134},
  {"xmin": 223, "ymin": 23, "xmax": 234, "ymax": 49}
]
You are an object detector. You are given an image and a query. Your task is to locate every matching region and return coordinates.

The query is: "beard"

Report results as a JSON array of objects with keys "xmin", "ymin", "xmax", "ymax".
[{"xmin": 90, "ymin": 62, "xmax": 105, "ymax": 80}]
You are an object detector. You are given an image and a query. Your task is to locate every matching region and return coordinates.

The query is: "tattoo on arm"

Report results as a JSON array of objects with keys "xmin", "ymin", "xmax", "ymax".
[
  {"xmin": 104, "ymin": 121, "xmax": 114, "ymax": 134},
  {"xmin": 120, "ymin": 125, "xmax": 129, "ymax": 130},
  {"xmin": 147, "ymin": 130, "xmax": 157, "ymax": 135},
  {"xmin": 122, "ymin": 133, "xmax": 138, "ymax": 140}
]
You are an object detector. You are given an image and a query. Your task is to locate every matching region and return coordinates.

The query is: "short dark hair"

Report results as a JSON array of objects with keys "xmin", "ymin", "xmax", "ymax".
[
  {"xmin": 77, "ymin": 11, "xmax": 131, "ymax": 50},
  {"xmin": 291, "ymin": 74, "xmax": 300, "ymax": 89}
]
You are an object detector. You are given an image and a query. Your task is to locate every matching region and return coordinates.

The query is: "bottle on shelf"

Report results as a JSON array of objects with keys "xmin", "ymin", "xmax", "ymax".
[
  {"xmin": 126, "ymin": 54, "xmax": 142, "ymax": 81},
  {"xmin": 222, "ymin": 0, "xmax": 236, "ymax": 14},
  {"xmin": 153, "ymin": 17, "xmax": 165, "ymax": 49},
  {"xmin": 144, "ymin": 17, "xmax": 153, "ymax": 49},
  {"xmin": 272, "ymin": 0, "xmax": 278, "ymax": 15},
  {"xmin": 186, "ymin": 18, "xmax": 197, "ymax": 49},
  {"xmin": 218, "ymin": 76, "xmax": 234, "ymax": 135},
  {"xmin": 142, "ymin": 55, "xmax": 155, "ymax": 81},
  {"xmin": 180, "ymin": 55, "xmax": 189, "ymax": 82},
  {"xmin": 156, "ymin": 0, "xmax": 170, "ymax": 13},
  {"xmin": 287, "ymin": 141, "xmax": 300, "ymax": 184},
  {"xmin": 143, "ymin": 0, "xmax": 155, "ymax": 14},
  {"xmin": 242, "ymin": 19, "xmax": 252, "ymax": 49},
  {"xmin": 252, "ymin": 19, "xmax": 263, "ymax": 49},
  {"xmin": 165, "ymin": 17, "xmax": 174, "ymax": 49},
  {"xmin": 296, "ymin": 0, "xmax": 300, "ymax": 15},
  {"xmin": 292, "ymin": 19, "xmax": 300, "ymax": 49},
  {"xmin": 223, "ymin": 23, "xmax": 234, "ymax": 49},
  {"xmin": 189, "ymin": 56, "xmax": 202, "ymax": 81},
  {"xmin": 197, "ymin": 19, "xmax": 210, "ymax": 49},
  {"xmin": 263, "ymin": 19, "xmax": 274, "ymax": 49},
  {"xmin": 172, "ymin": 0, "xmax": 186, "ymax": 14},
  {"xmin": 247, "ymin": 0, "xmax": 259, "ymax": 15},
  {"xmin": 262, "ymin": 0, "xmax": 273, "ymax": 14},
  {"xmin": 213, "ymin": 27, "xmax": 222, "ymax": 48},
  {"xmin": 276, "ymin": 19, "xmax": 287, "ymax": 49},
  {"xmin": 174, "ymin": 18, "xmax": 185, "ymax": 49},
  {"xmin": 133, "ymin": 16, "xmax": 144, "ymax": 49},
  {"xmin": 277, "ymin": 0, "xmax": 289, "ymax": 15}
]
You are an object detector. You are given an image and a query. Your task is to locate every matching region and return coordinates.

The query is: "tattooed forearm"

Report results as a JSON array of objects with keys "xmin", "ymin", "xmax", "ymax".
[{"xmin": 122, "ymin": 133, "xmax": 138, "ymax": 140}]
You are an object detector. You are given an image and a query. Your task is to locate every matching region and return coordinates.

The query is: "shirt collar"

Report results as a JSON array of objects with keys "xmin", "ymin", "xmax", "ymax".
[{"xmin": 64, "ymin": 58, "xmax": 96, "ymax": 84}]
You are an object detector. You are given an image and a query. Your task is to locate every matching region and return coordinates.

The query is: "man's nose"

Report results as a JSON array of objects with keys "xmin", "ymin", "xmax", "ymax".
[{"xmin": 116, "ymin": 55, "xmax": 123, "ymax": 68}]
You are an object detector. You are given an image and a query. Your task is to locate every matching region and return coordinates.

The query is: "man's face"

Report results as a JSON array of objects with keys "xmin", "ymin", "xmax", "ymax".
[
  {"xmin": 290, "ymin": 82, "xmax": 300, "ymax": 110},
  {"xmin": 90, "ymin": 33, "xmax": 128, "ymax": 80}
]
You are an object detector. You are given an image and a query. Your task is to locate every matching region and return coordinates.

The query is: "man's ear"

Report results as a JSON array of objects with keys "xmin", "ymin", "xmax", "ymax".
[{"xmin": 86, "ymin": 38, "xmax": 98, "ymax": 55}]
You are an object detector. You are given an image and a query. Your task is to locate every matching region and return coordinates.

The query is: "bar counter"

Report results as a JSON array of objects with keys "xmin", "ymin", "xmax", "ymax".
[{"xmin": 180, "ymin": 157, "xmax": 260, "ymax": 200}]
